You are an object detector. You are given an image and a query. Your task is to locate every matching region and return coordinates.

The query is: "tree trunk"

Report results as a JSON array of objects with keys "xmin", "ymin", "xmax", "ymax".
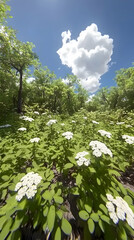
[{"xmin": 17, "ymin": 69, "xmax": 23, "ymax": 113}]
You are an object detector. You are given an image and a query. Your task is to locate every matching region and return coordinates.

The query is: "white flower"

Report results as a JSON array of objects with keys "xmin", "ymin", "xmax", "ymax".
[
  {"xmin": 34, "ymin": 111, "xmax": 39, "ymax": 115},
  {"xmin": 109, "ymin": 212, "xmax": 119, "ymax": 224},
  {"xmin": 15, "ymin": 182, "xmax": 22, "ymax": 191},
  {"xmin": 83, "ymin": 117, "xmax": 87, "ymax": 120},
  {"xmin": 106, "ymin": 201, "xmax": 115, "ymax": 212},
  {"xmin": 15, "ymin": 172, "xmax": 42, "ymax": 201},
  {"xmin": 89, "ymin": 141, "xmax": 113, "ymax": 157},
  {"xmin": 92, "ymin": 120, "xmax": 99, "ymax": 124},
  {"xmin": 116, "ymin": 208, "xmax": 125, "ymax": 221},
  {"xmin": 61, "ymin": 123, "xmax": 65, "ymax": 126},
  {"xmin": 75, "ymin": 151, "xmax": 89, "ymax": 159},
  {"xmin": 18, "ymin": 127, "xmax": 27, "ymax": 131},
  {"xmin": 20, "ymin": 116, "xmax": 34, "ymax": 122},
  {"xmin": 46, "ymin": 119, "xmax": 57, "ymax": 126},
  {"xmin": 106, "ymin": 194, "xmax": 114, "ymax": 202},
  {"xmin": 98, "ymin": 130, "xmax": 112, "ymax": 138},
  {"xmin": 30, "ymin": 137, "xmax": 40, "ymax": 143},
  {"xmin": 75, "ymin": 151, "xmax": 90, "ymax": 166},
  {"xmin": 42, "ymin": 112, "xmax": 47, "ymax": 115},
  {"xmin": 116, "ymin": 122, "xmax": 125, "ymax": 125},
  {"xmin": 72, "ymin": 120, "xmax": 76, "ymax": 123},
  {"xmin": 122, "ymin": 135, "xmax": 134, "ymax": 144},
  {"xmin": 106, "ymin": 193, "xmax": 134, "ymax": 229},
  {"xmin": 62, "ymin": 131, "xmax": 73, "ymax": 140}
]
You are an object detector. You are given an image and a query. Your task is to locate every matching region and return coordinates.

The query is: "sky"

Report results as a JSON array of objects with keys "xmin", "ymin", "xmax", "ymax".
[{"xmin": 7, "ymin": 0, "xmax": 134, "ymax": 94}]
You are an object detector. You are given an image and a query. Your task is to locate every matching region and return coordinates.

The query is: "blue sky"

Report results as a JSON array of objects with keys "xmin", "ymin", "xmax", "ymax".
[{"xmin": 7, "ymin": 0, "xmax": 134, "ymax": 93}]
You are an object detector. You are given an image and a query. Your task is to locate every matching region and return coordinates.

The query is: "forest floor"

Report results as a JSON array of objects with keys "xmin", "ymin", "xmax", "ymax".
[{"xmin": 120, "ymin": 163, "xmax": 134, "ymax": 192}]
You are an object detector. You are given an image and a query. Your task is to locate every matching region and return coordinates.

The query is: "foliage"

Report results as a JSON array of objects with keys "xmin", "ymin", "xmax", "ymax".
[{"xmin": 0, "ymin": 109, "xmax": 134, "ymax": 239}]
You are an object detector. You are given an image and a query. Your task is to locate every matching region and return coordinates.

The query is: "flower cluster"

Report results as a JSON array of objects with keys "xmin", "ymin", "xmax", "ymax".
[
  {"xmin": 92, "ymin": 120, "xmax": 99, "ymax": 124},
  {"xmin": 0, "ymin": 124, "xmax": 11, "ymax": 128},
  {"xmin": 116, "ymin": 122, "xmax": 125, "ymax": 125},
  {"xmin": 18, "ymin": 127, "xmax": 27, "ymax": 131},
  {"xmin": 98, "ymin": 130, "xmax": 112, "ymax": 138},
  {"xmin": 46, "ymin": 119, "xmax": 57, "ymax": 126},
  {"xmin": 34, "ymin": 111, "xmax": 39, "ymax": 115},
  {"xmin": 30, "ymin": 137, "xmax": 40, "ymax": 143},
  {"xmin": 15, "ymin": 172, "xmax": 42, "ymax": 201},
  {"xmin": 89, "ymin": 140, "xmax": 113, "ymax": 157},
  {"xmin": 19, "ymin": 116, "xmax": 34, "ymax": 122},
  {"xmin": 62, "ymin": 131, "xmax": 73, "ymax": 140},
  {"xmin": 106, "ymin": 194, "xmax": 134, "ymax": 229},
  {"xmin": 75, "ymin": 151, "xmax": 90, "ymax": 166},
  {"xmin": 122, "ymin": 135, "xmax": 134, "ymax": 144}
]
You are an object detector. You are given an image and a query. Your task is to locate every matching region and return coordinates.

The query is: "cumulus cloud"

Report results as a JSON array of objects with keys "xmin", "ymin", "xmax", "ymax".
[
  {"xmin": 57, "ymin": 23, "xmax": 113, "ymax": 93},
  {"xmin": 26, "ymin": 77, "xmax": 35, "ymax": 83}
]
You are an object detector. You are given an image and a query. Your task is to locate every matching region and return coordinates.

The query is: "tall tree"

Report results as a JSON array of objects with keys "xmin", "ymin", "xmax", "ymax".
[{"xmin": 0, "ymin": 26, "xmax": 38, "ymax": 112}]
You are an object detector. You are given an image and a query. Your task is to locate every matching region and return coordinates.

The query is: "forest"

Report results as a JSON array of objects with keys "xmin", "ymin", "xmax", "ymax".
[{"xmin": 0, "ymin": 1, "xmax": 134, "ymax": 239}]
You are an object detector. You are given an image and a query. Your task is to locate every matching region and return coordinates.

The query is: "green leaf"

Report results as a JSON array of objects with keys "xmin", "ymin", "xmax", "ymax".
[
  {"xmin": 76, "ymin": 173, "xmax": 82, "ymax": 186},
  {"xmin": 63, "ymin": 163, "xmax": 73, "ymax": 170},
  {"xmin": 98, "ymin": 219, "xmax": 105, "ymax": 232},
  {"xmin": 90, "ymin": 213, "xmax": 99, "ymax": 222},
  {"xmin": 0, "ymin": 215, "xmax": 8, "ymax": 230},
  {"xmin": 47, "ymin": 205, "xmax": 55, "ymax": 232},
  {"xmin": 96, "ymin": 178, "xmax": 101, "ymax": 185},
  {"xmin": 56, "ymin": 210, "xmax": 63, "ymax": 220},
  {"xmin": 61, "ymin": 218, "xmax": 72, "ymax": 235},
  {"xmin": 87, "ymin": 218, "xmax": 95, "ymax": 234},
  {"xmin": 53, "ymin": 196, "xmax": 63, "ymax": 204},
  {"xmin": 89, "ymin": 167, "xmax": 96, "ymax": 173},
  {"xmin": 0, "ymin": 218, "xmax": 12, "ymax": 240},
  {"xmin": 10, "ymin": 230, "xmax": 21, "ymax": 240},
  {"xmin": 42, "ymin": 182, "xmax": 50, "ymax": 190},
  {"xmin": 42, "ymin": 190, "xmax": 53, "ymax": 202},
  {"xmin": 99, "ymin": 204, "xmax": 108, "ymax": 215},
  {"xmin": 124, "ymin": 195, "xmax": 133, "ymax": 205},
  {"xmin": 54, "ymin": 227, "xmax": 61, "ymax": 240},
  {"xmin": 84, "ymin": 204, "xmax": 92, "ymax": 214},
  {"xmin": 100, "ymin": 215, "xmax": 111, "ymax": 224},
  {"xmin": 1, "ymin": 175, "xmax": 10, "ymax": 181},
  {"xmin": 11, "ymin": 213, "xmax": 24, "ymax": 232},
  {"xmin": 117, "ymin": 226, "xmax": 127, "ymax": 240},
  {"xmin": 79, "ymin": 210, "xmax": 89, "ymax": 220},
  {"xmin": 109, "ymin": 169, "xmax": 121, "ymax": 177},
  {"xmin": 43, "ymin": 206, "xmax": 49, "ymax": 217}
]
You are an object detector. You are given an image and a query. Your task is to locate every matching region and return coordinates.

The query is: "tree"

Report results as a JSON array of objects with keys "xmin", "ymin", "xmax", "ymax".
[{"xmin": 0, "ymin": 26, "xmax": 38, "ymax": 112}]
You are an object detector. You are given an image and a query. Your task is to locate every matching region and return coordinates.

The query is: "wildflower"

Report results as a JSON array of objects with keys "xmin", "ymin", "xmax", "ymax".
[
  {"xmin": 18, "ymin": 127, "xmax": 27, "ymax": 131},
  {"xmin": 89, "ymin": 140, "xmax": 113, "ymax": 157},
  {"xmin": 61, "ymin": 123, "xmax": 65, "ymax": 126},
  {"xmin": 15, "ymin": 172, "xmax": 42, "ymax": 201},
  {"xmin": 30, "ymin": 137, "xmax": 40, "ymax": 143},
  {"xmin": 72, "ymin": 120, "xmax": 76, "ymax": 123},
  {"xmin": 75, "ymin": 152, "xmax": 90, "ymax": 166},
  {"xmin": 92, "ymin": 120, "xmax": 99, "ymax": 124},
  {"xmin": 46, "ymin": 119, "xmax": 57, "ymax": 126},
  {"xmin": 19, "ymin": 116, "xmax": 34, "ymax": 122},
  {"xmin": 62, "ymin": 131, "xmax": 73, "ymax": 140},
  {"xmin": 106, "ymin": 194, "xmax": 134, "ymax": 229},
  {"xmin": 34, "ymin": 111, "xmax": 39, "ymax": 115},
  {"xmin": 126, "ymin": 125, "xmax": 132, "ymax": 128},
  {"xmin": 98, "ymin": 130, "xmax": 112, "ymax": 138},
  {"xmin": 83, "ymin": 117, "xmax": 87, "ymax": 120},
  {"xmin": 116, "ymin": 122, "xmax": 125, "ymax": 125},
  {"xmin": 122, "ymin": 135, "xmax": 134, "ymax": 144}
]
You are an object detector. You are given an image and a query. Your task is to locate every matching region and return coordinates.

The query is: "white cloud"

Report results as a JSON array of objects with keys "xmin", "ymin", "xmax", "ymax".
[
  {"xmin": 26, "ymin": 77, "xmax": 35, "ymax": 83},
  {"xmin": 85, "ymin": 94, "xmax": 95, "ymax": 103},
  {"xmin": 57, "ymin": 23, "xmax": 113, "ymax": 93}
]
